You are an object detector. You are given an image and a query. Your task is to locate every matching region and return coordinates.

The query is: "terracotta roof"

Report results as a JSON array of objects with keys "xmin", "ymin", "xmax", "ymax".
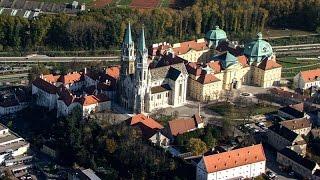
[
  {"xmin": 58, "ymin": 72, "xmax": 83, "ymax": 84},
  {"xmin": 33, "ymin": 78, "xmax": 57, "ymax": 94},
  {"xmin": 197, "ymin": 74, "xmax": 220, "ymax": 84},
  {"xmin": 172, "ymin": 39, "xmax": 208, "ymax": 55},
  {"xmin": 105, "ymin": 66, "xmax": 120, "ymax": 79},
  {"xmin": 43, "ymin": 74, "xmax": 60, "ymax": 83},
  {"xmin": 202, "ymin": 144, "xmax": 266, "ymax": 173},
  {"xmin": 289, "ymin": 103, "xmax": 305, "ymax": 112},
  {"xmin": 237, "ymin": 55, "xmax": 249, "ymax": 67},
  {"xmin": 194, "ymin": 114, "xmax": 203, "ymax": 125},
  {"xmin": 300, "ymin": 69, "xmax": 320, "ymax": 83},
  {"xmin": 75, "ymin": 94, "xmax": 109, "ymax": 106},
  {"xmin": 280, "ymin": 118, "xmax": 311, "ymax": 131},
  {"xmin": 207, "ymin": 61, "xmax": 222, "ymax": 73},
  {"xmin": 257, "ymin": 58, "xmax": 282, "ymax": 70},
  {"xmin": 129, "ymin": 114, "xmax": 164, "ymax": 130},
  {"xmin": 185, "ymin": 62, "xmax": 202, "ymax": 76},
  {"xmin": 169, "ymin": 118, "xmax": 196, "ymax": 136}
]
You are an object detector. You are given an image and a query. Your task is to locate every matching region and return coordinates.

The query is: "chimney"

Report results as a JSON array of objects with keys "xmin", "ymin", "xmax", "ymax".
[
  {"xmin": 40, "ymin": 74, "xmax": 44, "ymax": 79},
  {"xmin": 84, "ymin": 67, "xmax": 87, "ymax": 74}
]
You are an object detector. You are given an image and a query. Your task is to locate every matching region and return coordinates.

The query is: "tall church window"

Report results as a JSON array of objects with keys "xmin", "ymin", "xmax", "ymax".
[
  {"xmin": 144, "ymin": 71, "xmax": 146, "ymax": 80},
  {"xmin": 140, "ymin": 71, "xmax": 142, "ymax": 81},
  {"xmin": 179, "ymin": 84, "xmax": 182, "ymax": 96}
]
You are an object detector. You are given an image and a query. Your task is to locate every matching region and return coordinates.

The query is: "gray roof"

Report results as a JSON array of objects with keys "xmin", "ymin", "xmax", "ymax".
[
  {"xmin": 269, "ymin": 124, "xmax": 299, "ymax": 142},
  {"xmin": 150, "ymin": 63, "xmax": 188, "ymax": 81}
]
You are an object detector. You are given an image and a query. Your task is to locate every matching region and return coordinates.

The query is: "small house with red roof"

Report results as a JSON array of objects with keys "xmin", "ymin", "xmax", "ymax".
[
  {"xmin": 168, "ymin": 114, "xmax": 204, "ymax": 137},
  {"xmin": 294, "ymin": 68, "xmax": 320, "ymax": 90},
  {"xmin": 127, "ymin": 114, "xmax": 170, "ymax": 147}
]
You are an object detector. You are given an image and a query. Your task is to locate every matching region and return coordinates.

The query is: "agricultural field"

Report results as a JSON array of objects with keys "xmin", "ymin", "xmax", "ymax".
[{"xmin": 278, "ymin": 57, "xmax": 320, "ymax": 78}]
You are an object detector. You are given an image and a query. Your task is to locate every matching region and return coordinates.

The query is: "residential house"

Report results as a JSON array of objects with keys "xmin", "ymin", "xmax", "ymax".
[
  {"xmin": 196, "ymin": 144, "xmax": 266, "ymax": 180},
  {"xmin": 0, "ymin": 123, "xmax": 30, "ymax": 165},
  {"xmin": 0, "ymin": 87, "xmax": 29, "ymax": 116},
  {"xmin": 280, "ymin": 118, "xmax": 312, "ymax": 136},
  {"xmin": 127, "ymin": 114, "xmax": 169, "ymax": 147},
  {"xmin": 294, "ymin": 69, "xmax": 320, "ymax": 90},
  {"xmin": 278, "ymin": 103, "xmax": 307, "ymax": 120},
  {"xmin": 266, "ymin": 124, "xmax": 307, "ymax": 155},
  {"xmin": 168, "ymin": 114, "xmax": 204, "ymax": 137},
  {"xmin": 277, "ymin": 148, "xmax": 319, "ymax": 179}
]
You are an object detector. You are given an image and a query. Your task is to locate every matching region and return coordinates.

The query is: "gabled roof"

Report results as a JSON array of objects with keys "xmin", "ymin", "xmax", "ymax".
[
  {"xmin": 105, "ymin": 66, "xmax": 120, "ymax": 80},
  {"xmin": 129, "ymin": 114, "xmax": 163, "ymax": 130},
  {"xmin": 278, "ymin": 105, "xmax": 305, "ymax": 119},
  {"xmin": 33, "ymin": 78, "xmax": 57, "ymax": 94},
  {"xmin": 207, "ymin": 61, "xmax": 222, "ymax": 73},
  {"xmin": 197, "ymin": 74, "xmax": 220, "ymax": 84},
  {"xmin": 168, "ymin": 114, "xmax": 203, "ymax": 136},
  {"xmin": 201, "ymin": 144, "xmax": 266, "ymax": 173},
  {"xmin": 237, "ymin": 55, "xmax": 249, "ymax": 67},
  {"xmin": 150, "ymin": 63, "xmax": 188, "ymax": 81},
  {"xmin": 268, "ymin": 124, "xmax": 299, "ymax": 142},
  {"xmin": 280, "ymin": 118, "xmax": 311, "ymax": 131},
  {"xmin": 279, "ymin": 148, "xmax": 318, "ymax": 171},
  {"xmin": 151, "ymin": 84, "xmax": 171, "ymax": 94},
  {"xmin": 299, "ymin": 69, "xmax": 320, "ymax": 83},
  {"xmin": 75, "ymin": 94, "xmax": 109, "ymax": 106},
  {"xmin": 257, "ymin": 58, "xmax": 282, "ymax": 70},
  {"xmin": 57, "ymin": 72, "xmax": 83, "ymax": 84},
  {"xmin": 172, "ymin": 39, "xmax": 208, "ymax": 55}
]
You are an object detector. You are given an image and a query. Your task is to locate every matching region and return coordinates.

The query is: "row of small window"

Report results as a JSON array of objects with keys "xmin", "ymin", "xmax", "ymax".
[{"xmin": 150, "ymin": 92, "xmax": 169, "ymax": 101}]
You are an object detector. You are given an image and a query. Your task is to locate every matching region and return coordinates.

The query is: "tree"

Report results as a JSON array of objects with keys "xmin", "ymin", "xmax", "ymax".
[
  {"xmin": 106, "ymin": 138, "xmax": 117, "ymax": 154},
  {"xmin": 203, "ymin": 132, "xmax": 217, "ymax": 148},
  {"xmin": 187, "ymin": 138, "xmax": 208, "ymax": 156}
]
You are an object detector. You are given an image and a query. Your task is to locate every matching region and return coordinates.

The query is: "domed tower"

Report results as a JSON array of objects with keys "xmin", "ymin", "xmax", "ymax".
[
  {"xmin": 244, "ymin": 32, "xmax": 273, "ymax": 65},
  {"xmin": 205, "ymin": 26, "xmax": 227, "ymax": 49}
]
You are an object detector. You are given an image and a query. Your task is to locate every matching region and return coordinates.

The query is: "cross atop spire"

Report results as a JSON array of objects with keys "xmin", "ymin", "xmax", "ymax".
[
  {"xmin": 124, "ymin": 22, "xmax": 133, "ymax": 45},
  {"xmin": 138, "ymin": 26, "xmax": 147, "ymax": 53}
]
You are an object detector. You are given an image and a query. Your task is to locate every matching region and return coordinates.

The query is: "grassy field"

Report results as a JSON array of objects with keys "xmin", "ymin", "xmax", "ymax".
[
  {"xmin": 208, "ymin": 102, "xmax": 277, "ymax": 120},
  {"xmin": 263, "ymin": 28, "xmax": 316, "ymax": 38},
  {"xmin": 278, "ymin": 57, "xmax": 320, "ymax": 78}
]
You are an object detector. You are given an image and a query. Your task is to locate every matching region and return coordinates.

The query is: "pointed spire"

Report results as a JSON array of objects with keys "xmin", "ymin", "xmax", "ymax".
[
  {"xmin": 138, "ymin": 26, "xmax": 146, "ymax": 52},
  {"xmin": 124, "ymin": 22, "xmax": 133, "ymax": 45}
]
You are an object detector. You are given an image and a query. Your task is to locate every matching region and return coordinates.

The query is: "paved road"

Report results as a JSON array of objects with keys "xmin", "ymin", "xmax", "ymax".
[{"xmin": 0, "ymin": 56, "xmax": 120, "ymax": 62}]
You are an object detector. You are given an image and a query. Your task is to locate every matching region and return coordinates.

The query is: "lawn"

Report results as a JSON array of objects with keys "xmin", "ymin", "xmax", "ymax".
[
  {"xmin": 208, "ymin": 102, "xmax": 278, "ymax": 120},
  {"xmin": 263, "ymin": 28, "xmax": 315, "ymax": 38},
  {"xmin": 278, "ymin": 57, "xmax": 320, "ymax": 78},
  {"xmin": 116, "ymin": 0, "xmax": 132, "ymax": 6}
]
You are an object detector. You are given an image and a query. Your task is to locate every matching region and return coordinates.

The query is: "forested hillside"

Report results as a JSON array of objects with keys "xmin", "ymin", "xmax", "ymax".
[{"xmin": 0, "ymin": 0, "xmax": 319, "ymax": 53}]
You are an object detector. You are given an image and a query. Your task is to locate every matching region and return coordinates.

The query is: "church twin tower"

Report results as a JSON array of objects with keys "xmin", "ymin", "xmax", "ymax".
[{"xmin": 119, "ymin": 23, "xmax": 149, "ymax": 113}]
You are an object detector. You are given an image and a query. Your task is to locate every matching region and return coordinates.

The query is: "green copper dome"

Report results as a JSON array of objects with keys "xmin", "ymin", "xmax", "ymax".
[
  {"xmin": 244, "ymin": 32, "xmax": 273, "ymax": 59},
  {"xmin": 205, "ymin": 26, "xmax": 227, "ymax": 41}
]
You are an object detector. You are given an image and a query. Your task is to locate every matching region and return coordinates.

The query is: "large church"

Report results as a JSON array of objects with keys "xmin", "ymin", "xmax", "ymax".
[{"xmin": 118, "ymin": 23, "xmax": 188, "ymax": 113}]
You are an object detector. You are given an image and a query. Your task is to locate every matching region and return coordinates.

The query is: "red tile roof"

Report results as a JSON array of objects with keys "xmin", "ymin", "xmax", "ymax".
[
  {"xmin": 258, "ymin": 58, "xmax": 282, "ymax": 70},
  {"xmin": 300, "ymin": 69, "xmax": 320, "ymax": 83},
  {"xmin": 197, "ymin": 74, "xmax": 220, "ymax": 84},
  {"xmin": 207, "ymin": 61, "xmax": 222, "ymax": 73},
  {"xmin": 43, "ymin": 74, "xmax": 60, "ymax": 83},
  {"xmin": 172, "ymin": 39, "xmax": 208, "ymax": 55},
  {"xmin": 280, "ymin": 118, "xmax": 311, "ymax": 131},
  {"xmin": 106, "ymin": 66, "xmax": 120, "ymax": 79},
  {"xmin": 237, "ymin": 55, "xmax": 249, "ymax": 67},
  {"xmin": 75, "ymin": 94, "xmax": 109, "ymax": 106},
  {"xmin": 129, "ymin": 114, "xmax": 164, "ymax": 130},
  {"xmin": 57, "ymin": 72, "xmax": 83, "ymax": 84},
  {"xmin": 202, "ymin": 144, "xmax": 266, "ymax": 173},
  {"xmin": 168, "ymin": 114, "xmax": 203, "ymax": 136}
]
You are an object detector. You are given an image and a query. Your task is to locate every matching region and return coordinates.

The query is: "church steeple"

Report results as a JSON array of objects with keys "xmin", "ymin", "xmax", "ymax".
[
  {"xmin": 138, "ymin": 26, "xmax": 146, "ymax": 53},
  {"xmin": 121, "ymin": 22, "xmax": 135, "ymax": 76},
  {"xmin": 124, "ymin": 22, "xmax": 133, "ymax": 46}
]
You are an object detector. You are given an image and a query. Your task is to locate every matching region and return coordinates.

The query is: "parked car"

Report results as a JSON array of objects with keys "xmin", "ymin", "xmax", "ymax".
[{"xmin": 266, "ymin": 171, "xmax": 276, "ymax": 179}]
